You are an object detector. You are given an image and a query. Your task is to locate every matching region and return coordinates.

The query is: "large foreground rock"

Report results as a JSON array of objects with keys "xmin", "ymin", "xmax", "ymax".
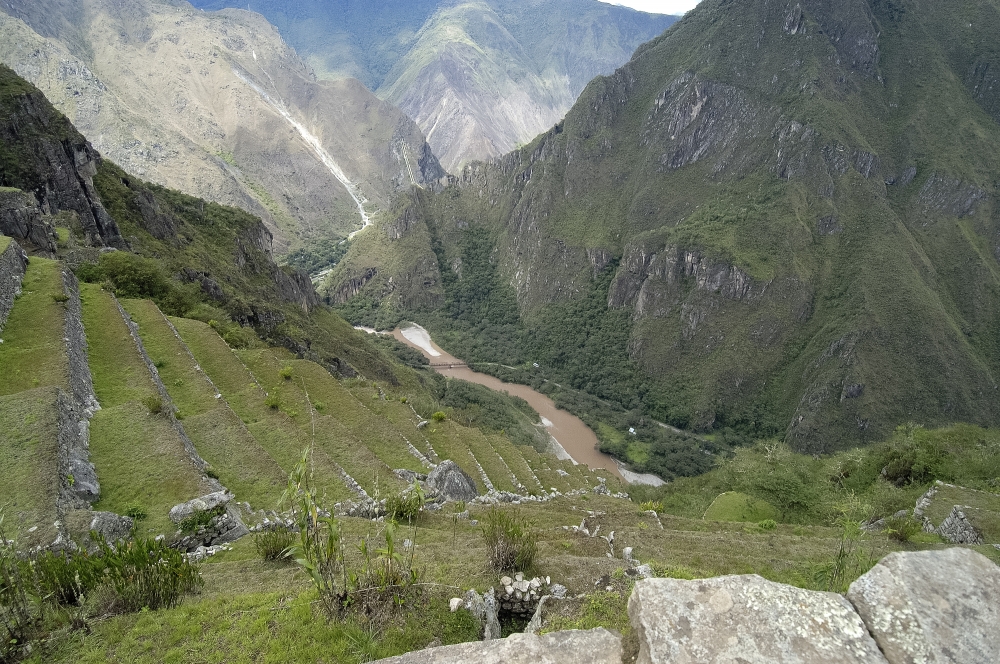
[
  {"xmin": 426, "ymin": 460, "xmax": 479, "ymax": 501},
  {"xmin": 371, "ymin": 628, "xmax": 621, "ymax": 664},
  {"xmin": 847, "ymin": 548, "xmax": 1000, "ymax": 664},
  {"xmin": 629, "ymin": 575, "xmax": 886, "ymax": 663},
  {"xmin": 168, "ymin": 491, "xmax": 233, "ymax": 523}
]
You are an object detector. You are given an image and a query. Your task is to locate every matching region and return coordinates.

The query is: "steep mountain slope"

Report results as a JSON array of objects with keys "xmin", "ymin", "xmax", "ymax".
[
  {"xmin": 190, "ymin": 0, "xmax": 677, "ymax": 170},
  {"xmin": 0, "ymin": 0, "xmax": 444, "ymax": 255},
  {"xmin": 328, "ymin": 0, "xmax": 1000, "ymax": 467}
]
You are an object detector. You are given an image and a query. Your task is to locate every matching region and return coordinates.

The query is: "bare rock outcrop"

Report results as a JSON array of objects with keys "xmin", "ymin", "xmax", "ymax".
[
  {"xmin": 847, "ymin": 548, "xmax": 1000, "ymax": 664},
  {"xmin": 628, "ymin": 574, "xmax": 885, "ymax": 663},
  {"xmin": 372, "ymin": 628, "xmax": 621, "ymax": 664},
  {"xmin": 0, "ymin": 188, "xmax": 56, "ymax": 253},
  {"xmin": 0, "ymin": 237, "xmax": 27, "ymax": 330},
  {"xmin": 426, "ymin": 460, "xmax": 480, "ymax": 501}
]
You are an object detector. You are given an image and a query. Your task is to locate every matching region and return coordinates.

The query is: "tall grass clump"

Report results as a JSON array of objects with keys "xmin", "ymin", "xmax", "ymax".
[
  {"xmin": 96, "ymin": 536, "xmax": 202, "ymax": 612},
  {"xmin": 481, "ymin": 506, "xmax": 537, "ymax": 573},
  {"xmin": 254, "ymin": 525, "xmax": 294, "ymax": 561},
  {"xmin": 282, "ymin": 448, "xmax": 420, "ymax": 620}
]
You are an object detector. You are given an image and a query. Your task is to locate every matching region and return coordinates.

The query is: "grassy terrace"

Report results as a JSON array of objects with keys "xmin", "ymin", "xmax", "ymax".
[
  {"xmin": 80, "ymin": 285, "xmax": 210, "ymax": 535},
  {"xmin": 0, "ymin": 257, "xmax": 67, "ymax": 395},
  {"xmin": 0, "ymin": 234, "xmax": 10, "ymax": 253},
  {"xmin": 0, "ymin": 388, "xmax": 61, "ymax": 545},
  {"xmin": 169, "ymin": 317, "xmax": 352, "ymax": 504},
  {"xmin": 923, "ymin": 484, "xmax": 1000, "ymax": 543},
  {"xmin": 38, "ymin": 490, "xmax": 967, "ymax": 663},
  {"xmin": 121, "ymin": 299, "xmax": 287, "ymax": 509},
  {"xmin": 234, "ymin": 349, "xmax": 407, "ymax": 496}
]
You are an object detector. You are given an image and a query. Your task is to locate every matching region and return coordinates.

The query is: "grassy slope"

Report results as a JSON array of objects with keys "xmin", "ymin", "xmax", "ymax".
[
  {"xmin": 169, "ymin": 317, "xmax": 353, "ymax": 503},
  {"xmin": 120, "ymin": 298, "xmax": 288, "ymax": 509},
  {"xmin": 0, "ymin": 388, "xmax": 61, "ymax": 545},
  {"xmin": 81, "ymin": 285, "xmax": 210, "ymax": 534},
  {"xmin": 0, "ymin": 258, "xmax": 67, "ymax": 394}
]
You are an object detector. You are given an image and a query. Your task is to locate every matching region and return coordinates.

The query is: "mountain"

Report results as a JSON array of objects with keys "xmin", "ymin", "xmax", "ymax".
[
  {"xmin": 327, "ymin": 0, "xmax": 1000, "ymax": 470},
  {"xmin": 0, "ymin": 0, "xmax": 444, "ymax": 256},
  {"xmin": 189, "ymin": 0, "xmax": 677, "ymax": 171}
]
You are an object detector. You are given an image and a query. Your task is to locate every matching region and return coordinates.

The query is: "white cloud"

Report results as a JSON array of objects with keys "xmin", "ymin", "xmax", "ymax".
[{"xmin": 598, "ymin": 0, "xmax": 701, "ymax": 15}]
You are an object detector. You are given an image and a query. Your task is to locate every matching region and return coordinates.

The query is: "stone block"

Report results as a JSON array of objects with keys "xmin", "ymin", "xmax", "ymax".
[
  {"xmin": 847, "ymin": 548, "xmax": 1000, "ymax": 664},
  {"xmin": 370, "ymin": 628, "xmax": 621, "ymax": 664},
  {"xmin": 629, "ymin": 575, "xmax": 886, "ymax": 663}
]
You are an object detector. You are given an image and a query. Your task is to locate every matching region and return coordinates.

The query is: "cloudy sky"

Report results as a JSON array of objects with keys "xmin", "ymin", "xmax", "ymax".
[{"xmin": 599, "ymin": 0, "xmax": 701, "ymax": 15}]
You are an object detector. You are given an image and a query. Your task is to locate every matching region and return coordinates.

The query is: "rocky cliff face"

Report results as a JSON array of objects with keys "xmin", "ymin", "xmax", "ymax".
[
  {"xmin": 0, "ymin": 0, "xmax": 444, "ymax": 254},
  {"xmin": 0, "ymin": 65, "xmax": 122, "ymax": 248},
  {"xmin": 330, "ymin": 0, "xmax": 1000, "ymax": 456}
]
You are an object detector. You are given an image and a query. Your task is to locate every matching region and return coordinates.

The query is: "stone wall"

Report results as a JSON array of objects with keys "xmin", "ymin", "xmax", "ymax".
[
  {"xmin": 55, "ymin": 270, "xmax": 102, "ymax": 512},
  {"xmin": 0, "ymin": 237, "xmax": 27, "ymax": 332}
]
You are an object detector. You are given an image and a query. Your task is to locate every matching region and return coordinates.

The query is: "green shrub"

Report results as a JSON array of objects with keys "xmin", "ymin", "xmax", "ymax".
[
  {"xmin": 253, "ymin": 525, "xmax": 294, "ymax": 561},
  {"xmin": 178, "ymin": 507, "xmax": 224, "ymax": 534},
  {"xmin": 883, "ymin": 515, "xmax": 921, "ymax": 542},
  {"xmin": 123, "ymin": 503, "xmax": 148, "ymax": 521},
  {"xmin": 481, "ymin": 507, "xmax": 537, "ymax": 573},
  {"xmin": 264, "ymin": 392, "xmax": 281, "ymax": 409},
  {"xmin": 385, "ymin": 487, "xmax": 425, "ymax": 524},
  {"xmin": 50, "ymin": 293, "xmax": 69, "ymax": 303},
  {"xmin": 639, "ymin": 500, "xmax": 663, "ymax": 513},
  {"xmin": 97, "ymin": 536, "xmax": 202, "ymax": 611},
  {"xmin": 431, "ymin": 411, "xmax": 447, "ymax": 422},
  {"xmin": 142, "ymin": 394, "xmax": 163, "ymax": 415},
  {"xmin": 757, "ymin": 519, "xmax": 777, "ymax": 531},
  {"xmin": 33, "ymin": 549, "xmax": 104, "ymax": 606},
  {"xmin": 279, "ymin": 365, "xmax": 293, "ymax": 380}
]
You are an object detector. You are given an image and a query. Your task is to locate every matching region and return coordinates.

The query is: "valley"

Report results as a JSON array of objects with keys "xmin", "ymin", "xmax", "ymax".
[{"xmin": 2, "ymin": 0, "xmax": 1000, "ymax": 661}]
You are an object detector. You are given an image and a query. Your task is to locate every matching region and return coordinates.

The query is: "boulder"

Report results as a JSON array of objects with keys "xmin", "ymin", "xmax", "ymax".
[
  {"xmin": 847, "ymin": 548, "xmax": 1000, "ymax": 664},
  {"xmin": 168, "ymin": 491, "xmax": 233, "ymax": 523},
  {"xmin": 369, "ymin": 628, "xmax": 621, "ymax": 664},
  {"xmin": 88, "ymin": 511, "xmax": 134, "ymax": 543},
  {"xmin": 426, "ymin": 460, "xmax": 479, "ymax": 501},
  {"xmin": 628, "ymin": 575, "xmax": 886, "ymax": 663}
]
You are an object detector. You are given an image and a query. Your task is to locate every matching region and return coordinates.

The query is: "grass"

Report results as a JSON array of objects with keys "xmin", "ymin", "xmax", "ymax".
[
  {"xmin": 169, "ymin": 317, "xmax": 352, "ymax": 504},
  {"xmin": 0, "ymin": 388, "xmax": 61, "ymax": 545},
  {"xmin": 703, "ymin": 492, "xmax": 780, "ymax": 523},
  {"xmin": 0, "ymin": 258, "xmax": 68, "ymax": 395},
  {"xmin": 80, "ymin": 287, "xmax": 209, "ymax": 533},
  {"xmin": 0, "ymin": 234, "xmax": 10, "ymax": 253},
  {"xmin": 922, "ymin": 484, "xmax": 1000, "ymax": 543},
  {"xmin": 88, "ymin": 402, "xmax": 211, "ymax": 536},
  {"xmin": 120, "ymin": 300, "xmax": 287, "ymax": 509}
]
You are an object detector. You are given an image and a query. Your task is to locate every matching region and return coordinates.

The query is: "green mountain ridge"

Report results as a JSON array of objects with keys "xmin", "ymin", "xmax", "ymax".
[
  {"xmin": 190, "ymin": 0, "xmax": 677, "ymax": 170},
  {"xmin": 327, "ymin": 0, "xmax": 1000, "ymax": 467}
]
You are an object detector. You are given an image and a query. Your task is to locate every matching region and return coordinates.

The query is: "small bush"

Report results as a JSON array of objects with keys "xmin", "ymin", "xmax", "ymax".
[
  {"xmin": 254, "ymin": 526, "xmax": 294, "ymax": 561},
  {"xmin": 385, "ymin": 487, "xmax": 425, "ymax": 524},
  {"xmin": 178, "ymin": 507, "xmax": 224, "ymax": 534},
  {"xmin": 279, "ymin": 365, "xmax": 293, "ymax": 380},
  {"xmin": 883, "ymin": 515, "xmax": 921, "ymax": 542},
  {"xmin": 142, "ymin": 394, "xmax": 163, "ymax": 415},
  {"xmin": 264, "ymin": 392, "xmax": 281, "ymax": 409},
  {"xmin": 431, "ymin": 411, "xmax": 447, "ymax": 422},
  {"xmin": 33, "ymin": 549, "xmax": 104, "ymax": 606},
  {"xmin": 639, "ymin": 500, "xmax": 663, "ymax": 513},
  {"xmin": 97, "ymin": 536, "xmax": 202, "ymax": 611},
  {"xmin": 124, "ymin": 503, "xmax": 148, "ymax": 521},
  {"xmin": 51, "ymin": 293, "xmax": 69, "ymax": 303},
  {"xmin": 481, "ymin": 507, "xmax": 537, "ymax": 573},
  {"xmin": 757, "ymin": 519, "xmax": 777, "ymax": 531}
]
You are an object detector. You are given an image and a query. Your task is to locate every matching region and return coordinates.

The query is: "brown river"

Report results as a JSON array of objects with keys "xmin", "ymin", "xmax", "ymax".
[{"xmin": 373, "ymin": 323, "xmax": 664, "ymax": 486}]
